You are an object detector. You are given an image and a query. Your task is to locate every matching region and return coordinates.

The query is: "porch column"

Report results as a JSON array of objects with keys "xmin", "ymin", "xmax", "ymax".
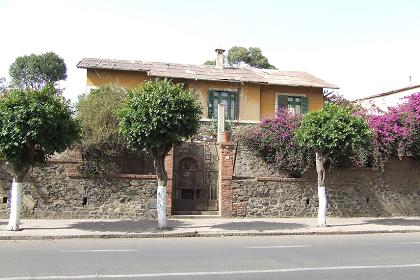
[
  {"xmin": 164, "ymin": 148, "xmax": 174, "ymax": 216},
  {"xmin": 218, "ymin": 142, "xmax": 235, "ymax": 217}
]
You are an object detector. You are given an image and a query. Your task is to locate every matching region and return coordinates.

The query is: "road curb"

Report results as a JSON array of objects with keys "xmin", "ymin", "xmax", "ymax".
[{"xmin": 1, "ymin": 229, "xmax": 420, "ymax": 240}]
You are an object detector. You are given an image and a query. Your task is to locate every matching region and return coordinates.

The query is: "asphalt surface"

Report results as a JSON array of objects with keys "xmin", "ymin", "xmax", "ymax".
[{"xmin": 0, "ymin": 233, "xmax": 420, "ymax": 279}]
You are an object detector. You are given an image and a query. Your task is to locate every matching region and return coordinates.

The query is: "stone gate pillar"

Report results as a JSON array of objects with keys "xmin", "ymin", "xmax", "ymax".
[{"xmin": 218, "ymin": 142, "xmax": 235, "ymax": 217}]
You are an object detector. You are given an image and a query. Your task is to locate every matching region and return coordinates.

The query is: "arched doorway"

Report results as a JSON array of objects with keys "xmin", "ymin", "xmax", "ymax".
[{"xmin": 173, "ymin": 146, "xmax": 218, "ymax": 214}]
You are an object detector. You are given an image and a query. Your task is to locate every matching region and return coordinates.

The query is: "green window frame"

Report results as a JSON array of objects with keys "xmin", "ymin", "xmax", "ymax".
[
  {"xmin": 276, "ymin": 94, "xmax": 308, "ymax": 114},
  {"xmin": 208, "ymin": 90, "xmax": 239, "ymax": 120}
]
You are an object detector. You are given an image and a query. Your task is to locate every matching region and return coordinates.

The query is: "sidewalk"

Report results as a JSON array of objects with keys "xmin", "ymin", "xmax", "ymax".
[{"xmin": 1, "ymin": 217, "xmax": 420, "ymax": 240}]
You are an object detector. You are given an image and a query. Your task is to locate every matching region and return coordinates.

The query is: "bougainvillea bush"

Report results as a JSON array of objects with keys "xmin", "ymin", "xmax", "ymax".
[
  {"xmin": 368, "ymin": 92, "xmax": 420, "ymax": 167},
  {"xmin": 240, "ymin": 108, "xmax": 312, "ymax": 177},
  {"xmin": 240, "ymin": 93, "xmax": 419, "ymax": 176}
]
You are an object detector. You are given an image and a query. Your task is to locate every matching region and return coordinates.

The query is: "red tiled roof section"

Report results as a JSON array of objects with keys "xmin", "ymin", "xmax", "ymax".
[{"xmin": 77, "ymin": 58, "xmax": 338, "ymax": 89}]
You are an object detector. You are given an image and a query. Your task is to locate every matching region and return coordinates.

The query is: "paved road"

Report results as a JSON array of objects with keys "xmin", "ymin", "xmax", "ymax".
[{"xmin": 0, "ymin": 233, "xmax": 420, "ymax": 279}]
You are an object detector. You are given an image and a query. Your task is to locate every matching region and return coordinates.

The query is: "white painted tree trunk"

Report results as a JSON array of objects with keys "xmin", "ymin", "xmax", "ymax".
[
  {"xmin": 157, "ymin": 184, "xmax": 167, "ymax": 229},
  {"xmin": 315, "ymin": 152, "xmax": 328, "ymax": 227},
  {"xmin": 317, "ymin": 186, "xmax": 327, "ymax": 226},
  {"xmin": 7, "ymin": 178, "xmax": 23, "ymax": 231}
]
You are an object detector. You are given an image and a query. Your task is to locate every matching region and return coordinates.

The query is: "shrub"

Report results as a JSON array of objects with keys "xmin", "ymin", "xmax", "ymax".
[
  {"xmin": 240, "ymin": 108, "xmax": 312, "ymax": 177},
  {"xmin": 367, "ymin": 92, "xmax": 420, "ymax": 167},
  {"xmin": 76, "ymin": 84, "xmax": 129, "ymax": 175}
]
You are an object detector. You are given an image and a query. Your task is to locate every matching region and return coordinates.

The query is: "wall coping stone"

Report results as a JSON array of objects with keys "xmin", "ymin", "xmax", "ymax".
[
  {"xmin": 233, "ymin": 176, "xmax": 314, "ymax": 182},
  {"xmin": 68, "ymin": 173, "xmax": 157, "ymax": 180},
  {"xmin": 200, "ymin": 119, "xmax": 259, "ymax": 124}
]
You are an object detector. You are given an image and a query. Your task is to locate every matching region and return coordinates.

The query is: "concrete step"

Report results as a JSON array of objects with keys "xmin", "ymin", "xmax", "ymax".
[{"xmin": 171, "ymin": 211, "xmax": 220, "ymax": 218}]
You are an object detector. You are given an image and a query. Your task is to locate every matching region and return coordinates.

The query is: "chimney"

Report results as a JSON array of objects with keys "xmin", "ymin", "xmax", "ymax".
[{"xmin": 215, "ymin": 48, "xmax": 225, "ymax": 69}]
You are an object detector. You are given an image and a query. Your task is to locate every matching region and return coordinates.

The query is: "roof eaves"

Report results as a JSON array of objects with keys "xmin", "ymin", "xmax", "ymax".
[
  {"xmin": 356, "ymin": 84, "xmax": 420, "ymax": 101},
  {"xmin": 77, "ymin": 58, "xmax": 339, "ymax": 88}
]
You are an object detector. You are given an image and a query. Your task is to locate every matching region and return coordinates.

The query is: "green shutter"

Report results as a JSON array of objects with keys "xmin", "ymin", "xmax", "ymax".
[
  {"xmin": 277, "ymin": 95, "xmax": 288, "ymax": 111},
  {"xmin": 301, "ymin": 97, "xmax": 308, "ymax": 114},
  {"xmin": 208, "ymin": 91, "xmax": 214, "ymax": 118}
]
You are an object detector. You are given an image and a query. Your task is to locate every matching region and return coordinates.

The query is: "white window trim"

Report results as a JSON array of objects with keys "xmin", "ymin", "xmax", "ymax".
[{"xmin": 275, "ymin": 93, "xmax": 307, "ymax": 111}]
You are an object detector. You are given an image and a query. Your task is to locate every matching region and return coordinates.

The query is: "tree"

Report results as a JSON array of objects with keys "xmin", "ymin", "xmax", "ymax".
[
  {"xmin": 226, "ymin": 46, "xmax": 249, "ymax": 67},
  {"xmin": 77, "ymin": 84, "xmax": 127, "ymax": 148},
  {"xmin": 9, "ymin": 52, "xmax": 67, "ymax": 90},
  {"xmin": 295, "ymin": 103, "xmax": 371, "ymax": 226},
  {"xmin": 0, "ymin": 77, "xmax": 7, "ymax": 94},
  {"xmin": 118, "ymin": 79, "xmax": 202, "ymax": 229},
  {"xmin": 227, "ymin": 46, "xmax": 276, "ymax": 69},
  {"xmin": 0, "ymin": 86, "xmax": 80, "ymax": 231},
  {"xmin": 203, "ymin": 60, "xmax": 216, "ymax": 66},
  {"xmin": 77, "ymin": 84, "xmax": 129, "ymax": 174}
]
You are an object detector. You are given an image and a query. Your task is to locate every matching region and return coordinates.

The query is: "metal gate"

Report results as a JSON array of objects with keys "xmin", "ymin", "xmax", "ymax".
[{"xmin": 173, "ymin": 142, "xmax": 218, "ymax": 213}]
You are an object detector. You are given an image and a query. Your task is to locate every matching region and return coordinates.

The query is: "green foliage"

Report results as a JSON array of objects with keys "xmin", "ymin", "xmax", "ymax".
[
  {"xmin": 9, "ymin": 52, "xmax": 67, "ymax": 90},
  {"xmin": 211, "ymin": 117, "xmax": 232, "ymax": 133},
  {"xmin": 0, "ymin": 77, "xmax": 7, "ymax": 94},
  {"xmin": 76, "ymin": 84, "xmax": 129, "ymax": 174},
  {"xmin": 203, "ymin": 60, "xmax": 216, "ymax": 66},
  {"xmin": 227, "ymin": 46, "xmax": 276, "ymax": 69},
  {"xmin": 247, "ymin": 47, "xmax": 276, "ymax": 69},
  {"xmin": 77, "ymin": 84, "xmax": 127, "ymax": 148},
  {"xmin": 0, "ymin": 86, "xmax": 80, "ymax": 174},
  {"xmin": 226, "ymin": 46, "xmax": 249, "ymax": 67},
  {"xmin": 295, "ymin": 103, "xmax": 372, "ymax": 161},
  {"xmin": 118, "ymin": 79, "xmax": 202, "ymax": 154}
]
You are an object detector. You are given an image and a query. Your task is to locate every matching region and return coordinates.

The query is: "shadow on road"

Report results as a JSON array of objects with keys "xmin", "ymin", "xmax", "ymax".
[
  {"xmin": 66, "ymin": 219, "xmax": 188, "ymax": 233},
  {"xmin": 26, "ymin": 220, "xmax": 307, "ymax": 233},
  {"xmin": 328, "ymin": 217, "xmax": 420, "ymax": 227},
  {"xmin": 209, "ymin": 221, "xmax": 307, "ymax": 231}
]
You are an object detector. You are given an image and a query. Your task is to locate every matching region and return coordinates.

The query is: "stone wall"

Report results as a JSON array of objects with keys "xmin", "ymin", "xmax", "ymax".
[
  {"xmin": 232, "ymin": 179, "xmax": 316, "ymax": 217},
  {"xmin": 0, "ymin": 161, "xmax": 159, "ymax": 219},
  {"xmin": 231, "ymin": 146, "xmax": 420, "ymax": 217},
  {"xmin": 1, "ymin": 142, "xmax": 419, "ymax": 219},
  {"xmin": 234, "ymin": 144, "xmax": 279, "ymax": 177}
]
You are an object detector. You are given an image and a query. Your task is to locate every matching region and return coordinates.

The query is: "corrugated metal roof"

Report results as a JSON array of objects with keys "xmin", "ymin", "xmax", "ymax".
[{"xmin": 77, "ymin": 58, "xmax": 338, "ymax": 89}]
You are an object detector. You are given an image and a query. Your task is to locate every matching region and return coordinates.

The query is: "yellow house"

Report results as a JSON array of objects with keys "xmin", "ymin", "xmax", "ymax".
[{"xmin": 77, "ymin": 49, "xmax": 337, "ymax": 121}]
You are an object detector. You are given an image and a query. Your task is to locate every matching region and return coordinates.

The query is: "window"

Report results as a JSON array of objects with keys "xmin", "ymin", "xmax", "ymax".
[
  {"xmin": 276, "ymin": 94, "xmax": 308, "ymax": 114},
  {"xmin": 208, "ymin": 90, "xmax": 239, "ymax": 120}
]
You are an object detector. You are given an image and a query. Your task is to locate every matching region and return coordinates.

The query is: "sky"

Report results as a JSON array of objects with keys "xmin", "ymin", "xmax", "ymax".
[{"xmin": 0, "ymin": 0, "xmax": 419, "ymax": 102}]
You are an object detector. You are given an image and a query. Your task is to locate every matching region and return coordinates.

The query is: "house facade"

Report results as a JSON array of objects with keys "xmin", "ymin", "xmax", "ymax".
[
  {"xmin": 74, "ymin": 50, "xmax": 338, "ymax": 216},
  {"xmin": 356, "ymin": 84, "xmax": 420, "ymax": 112},
  {"xmin": 77, "ymin": 50, "xmax": 337, "ymax": 121}
]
